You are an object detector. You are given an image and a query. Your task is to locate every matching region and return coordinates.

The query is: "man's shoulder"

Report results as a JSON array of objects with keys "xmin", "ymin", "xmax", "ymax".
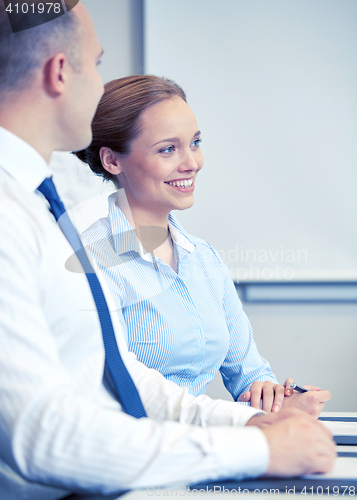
[
  {"xmin": 0, "ymin": 169, "xmax": 32, "ymax": 218},
  {"xmin": 0, "ymin": 169, "xmax": 53, "ymax": 247}
]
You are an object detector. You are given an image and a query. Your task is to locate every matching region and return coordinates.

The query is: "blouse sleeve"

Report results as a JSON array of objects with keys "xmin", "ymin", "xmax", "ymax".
[{"xmin": 207, "ymin": 245, "xmax": 278, "ymax": 401}]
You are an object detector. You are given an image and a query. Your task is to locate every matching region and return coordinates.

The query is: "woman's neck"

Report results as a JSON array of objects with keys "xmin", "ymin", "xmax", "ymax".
[{"xmin": 115, "ymin": 192, "xmax": 170, "ymax": 254}]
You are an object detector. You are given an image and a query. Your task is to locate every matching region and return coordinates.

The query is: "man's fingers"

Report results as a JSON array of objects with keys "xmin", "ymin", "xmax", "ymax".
[
  {"xmin": 317, "ymin": 420, "xmax": 336, "ymax": 440},
  {"xmin": 306, "ymin": 416, "xmax": 336, "ymax": 447},
  {"xmin": 263, "ymin": 413, "xmax": 337, "ymax": 476}
]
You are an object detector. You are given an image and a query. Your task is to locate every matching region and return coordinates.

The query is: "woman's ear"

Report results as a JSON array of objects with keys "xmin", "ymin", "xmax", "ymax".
[{"xmin": 99, "ymin": 147, "xmax": 122, "ymax": 176}]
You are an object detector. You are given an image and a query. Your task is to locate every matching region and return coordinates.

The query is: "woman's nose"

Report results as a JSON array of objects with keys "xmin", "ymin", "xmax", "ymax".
[{"xmin": 179, "ymin": 150, "xmax": 201, "ymax": 171}]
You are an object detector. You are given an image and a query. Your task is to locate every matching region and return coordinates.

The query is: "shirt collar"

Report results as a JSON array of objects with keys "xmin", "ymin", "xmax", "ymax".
[
  {"xmin": 0, "ymin": 126, "xmax": 50, "ymax": 192},
  {"xmin": 107, "ymin": 192, "xmax": 196, "ymax": 257},
  {"xmin": 108, "ymin": 192, "xmax": 144, "ymax": 256},
  {"xmin": 168, "ymin": 213, "xmax": 196, "ymax": 253}
]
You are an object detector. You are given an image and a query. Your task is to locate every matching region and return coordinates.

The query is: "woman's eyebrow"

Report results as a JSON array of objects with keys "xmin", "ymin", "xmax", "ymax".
[
  {"xmin": 152, "ymin": 137, "xmax": 180, "ymax": 147},
  {"xmin": 151, "ymin": 131, "xmax": 201, "ymax": 148}
]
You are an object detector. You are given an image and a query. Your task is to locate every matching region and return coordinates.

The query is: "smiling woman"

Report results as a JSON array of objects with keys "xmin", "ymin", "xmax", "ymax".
[
  {"xmin": 100, "ymin": 95, "xmax": 204, "ymax": 224},
  {"xmin": 74, "ymin": 75, "xmax": 330, "ymax": 416}
]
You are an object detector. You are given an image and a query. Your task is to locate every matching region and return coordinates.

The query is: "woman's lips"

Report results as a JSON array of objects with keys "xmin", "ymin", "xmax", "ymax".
[{"xmin": 164, "ymin": 178, "xmax": 194, "ymax": 191}]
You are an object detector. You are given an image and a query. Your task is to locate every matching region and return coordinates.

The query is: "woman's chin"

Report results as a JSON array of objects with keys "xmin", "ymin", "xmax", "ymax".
[{"xmin": 174, "ymin": 198, "xmax": 195, "ymax": 211}]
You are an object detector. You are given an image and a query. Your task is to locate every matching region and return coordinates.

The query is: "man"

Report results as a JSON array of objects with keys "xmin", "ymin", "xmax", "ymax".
[{"xmin": 0, "ymin": 1, "xmax": 336, "ymax": 499}]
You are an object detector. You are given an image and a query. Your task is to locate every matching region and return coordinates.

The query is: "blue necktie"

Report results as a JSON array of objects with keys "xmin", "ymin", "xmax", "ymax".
[{"xmin": 38, "ymin": 176, "xmax": 147, "ymax": 419}]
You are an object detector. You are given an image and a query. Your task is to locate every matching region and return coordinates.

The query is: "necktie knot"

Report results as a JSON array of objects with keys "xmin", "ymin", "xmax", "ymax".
[
  {"xmin": 38, "ymin": 177, "xmax": 66, "ymax": 221},
  {"xmin": 38, "ymin": 176, "xmax": 58, "ymax": 200}
]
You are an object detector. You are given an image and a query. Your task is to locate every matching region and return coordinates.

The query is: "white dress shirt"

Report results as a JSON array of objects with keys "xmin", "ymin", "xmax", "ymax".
[{"xmin": 0, "ymin": 126, "xmax": 269, "ymax": 500}]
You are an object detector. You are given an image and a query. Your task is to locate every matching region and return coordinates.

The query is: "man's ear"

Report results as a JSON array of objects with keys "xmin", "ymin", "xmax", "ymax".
[
  {"xmin": 100, "ymin": 147, "xmax": 122, "ymax": 175},
  {"xmin": 44, "ymin": 53, "xmax": 68, "ymax": 96}
]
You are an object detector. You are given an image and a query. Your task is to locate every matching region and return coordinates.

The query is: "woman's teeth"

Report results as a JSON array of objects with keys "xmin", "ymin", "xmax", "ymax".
[{"xmin": 167, "ymin": 179, "xmax": 193, "ymax": 188}]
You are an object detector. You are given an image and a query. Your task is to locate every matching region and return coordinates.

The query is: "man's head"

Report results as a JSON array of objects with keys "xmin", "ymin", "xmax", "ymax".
[
  {"xmin": 0, "ymin": 0, "xmax": 104, "ymax": 159},
  {"xmin": 0, "ymin": 1, "xmax": 80, "ymax": 93}
]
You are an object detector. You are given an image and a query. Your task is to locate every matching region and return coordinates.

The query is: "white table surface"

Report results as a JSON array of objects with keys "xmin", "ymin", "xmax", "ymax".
[{"xmin": 320, "ymin": 412, "xmax": 357, "ymax": 418}]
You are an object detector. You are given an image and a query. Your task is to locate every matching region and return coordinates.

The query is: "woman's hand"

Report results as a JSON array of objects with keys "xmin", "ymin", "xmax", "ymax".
[
  {"xmin": 238, "ymin": 378, "xmax": 295, "ymax": 412},
  {"xmin": 281, "ymin": 385, "xmax": 331, "ymax": 418}
]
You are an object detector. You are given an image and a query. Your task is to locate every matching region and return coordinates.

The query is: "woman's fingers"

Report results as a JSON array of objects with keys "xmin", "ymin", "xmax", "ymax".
[
  {"xmin": 261, "ymin": 383, "xmax": 285, "ymax": 412},
  {"xmin": 238, "ymin": 391, "xmax": 251, "ymax": 402},
  {"xmin": 250, "ymin": 381, "xmax": 264, "ymax": 409},
  {"xmin": 281, "ymin": 389, "xmax": 331, "ymax": 418},
  {"xmin": 251, "ymin": 381, "xmax": 285, "ymax": 412},
  {"xmin": 271, "ymin": 384, "xmax": 285, "ymax": 412},
  {"xmin": 241, "ymin": 380, "xmax": 322, "ymax": 413},
  {"xmin": 261, "ymin": 383, "xmax": 275, "ymax": 412},
  {"xmin": 283, "ymin": 378, "xmax": 294, "ymax": 397}
]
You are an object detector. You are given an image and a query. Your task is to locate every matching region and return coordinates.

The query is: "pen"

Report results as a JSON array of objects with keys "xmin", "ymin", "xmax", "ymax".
[{"xmin": 289, "ymin": 382, "xmax": 309, "ymax": 393}]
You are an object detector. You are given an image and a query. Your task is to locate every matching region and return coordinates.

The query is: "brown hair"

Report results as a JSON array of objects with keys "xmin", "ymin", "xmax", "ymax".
[{"xmin": 73, "ymin": 75, "xmax": 187, "ymax": 184}]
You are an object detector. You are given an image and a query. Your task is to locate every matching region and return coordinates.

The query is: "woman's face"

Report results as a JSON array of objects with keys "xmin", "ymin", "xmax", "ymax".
[{"xmin": 116, "ymin": 96, "xmax": 204, "ymax": 217}]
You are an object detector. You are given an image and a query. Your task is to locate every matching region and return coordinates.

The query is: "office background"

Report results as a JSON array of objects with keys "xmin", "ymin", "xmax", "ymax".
[{"xmin": 52, "ymin": 0, "xmax": 357, "ymax": 410}]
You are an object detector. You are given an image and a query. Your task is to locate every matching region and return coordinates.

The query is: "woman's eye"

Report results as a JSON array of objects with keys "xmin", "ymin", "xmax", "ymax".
[
  {"xmin": 192, "ymin": 138, "xmax": 202, "ymax": 147},
  {"xmin": 159, "ymin": 145, "xmax": 175, "ymax": 154}
]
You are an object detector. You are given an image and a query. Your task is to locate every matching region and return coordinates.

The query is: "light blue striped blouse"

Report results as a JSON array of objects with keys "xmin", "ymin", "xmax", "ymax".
[{"xmin": 82, "ymin": 192, "xmax": 278, "ymax": 399}]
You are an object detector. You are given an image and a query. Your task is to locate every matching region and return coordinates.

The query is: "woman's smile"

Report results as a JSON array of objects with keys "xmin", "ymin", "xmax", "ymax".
[{"xmin": 164, "ymin": 177, "xmax": 195, "ymax": 191}]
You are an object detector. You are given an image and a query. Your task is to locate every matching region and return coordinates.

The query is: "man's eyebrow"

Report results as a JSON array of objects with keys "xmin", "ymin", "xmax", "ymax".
[
  {"xmin": 151, "ymin": 131, "xmax": 201, "ymax": 148},
  {"xmin": 98, "ymin": 49, "xmax": 104, "ymax": 59}
]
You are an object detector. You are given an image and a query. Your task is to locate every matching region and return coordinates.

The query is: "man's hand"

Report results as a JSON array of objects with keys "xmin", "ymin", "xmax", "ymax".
[
  {"xmin": 238, "ymin": 378, "xmax": 295, "ymax": 412},
  {"xmin": 247, "ymin": 409, "xmax": 337, "ymax": 476}
]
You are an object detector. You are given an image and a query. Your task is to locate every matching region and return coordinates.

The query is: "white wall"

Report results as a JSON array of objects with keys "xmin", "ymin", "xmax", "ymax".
[
  {"xmin": 145, "ymin": 0, "xmax": 357, "ymax": 282},
  {"xmin": 84, "ymin": 0, "xmax": 143, "ymax": 83}
]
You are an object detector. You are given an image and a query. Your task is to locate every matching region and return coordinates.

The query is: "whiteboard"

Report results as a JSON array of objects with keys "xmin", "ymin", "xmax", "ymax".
[{"xmin": 144, "ymin": 0, "xmax": 357, "ymax": 282}]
